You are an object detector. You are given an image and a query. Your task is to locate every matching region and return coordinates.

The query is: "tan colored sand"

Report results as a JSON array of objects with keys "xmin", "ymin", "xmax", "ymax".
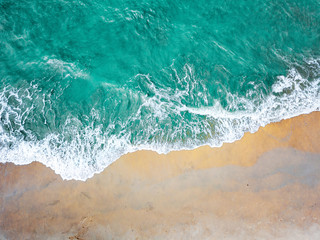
[
  {"xmin": 0, "ymin": 112, "xmax": 320, "ymax": 239},
  {"xmin": 115, "ymin": 111, "xmax": 320, "ymax": 181}
]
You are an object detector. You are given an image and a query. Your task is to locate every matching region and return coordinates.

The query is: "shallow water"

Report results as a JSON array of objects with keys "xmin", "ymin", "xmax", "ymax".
[{"xmin": 1, "ymin": 0, "xmax": 320, "ymax": 179}]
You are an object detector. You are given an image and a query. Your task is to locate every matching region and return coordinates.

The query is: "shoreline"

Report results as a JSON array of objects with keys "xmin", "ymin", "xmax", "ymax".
[
  {"xmin": 1, "ymin": 111, "xmax": 320, "ymax": 239},
  {"xmin": 2, "ymin": 109, "xmax": 319, "ymax": 182},
  {"xmin": 110, "ymin": 111, "xmax": 320, "ymax": 180}
]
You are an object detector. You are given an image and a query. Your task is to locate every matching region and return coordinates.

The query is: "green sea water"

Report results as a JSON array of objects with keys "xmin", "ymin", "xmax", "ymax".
[{"xmin": 1, "ymin": 0, "xmax": 320, "ymax": 180}]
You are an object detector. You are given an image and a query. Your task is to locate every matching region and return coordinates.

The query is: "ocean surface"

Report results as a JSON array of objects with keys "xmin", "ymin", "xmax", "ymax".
[{"xmin": 1, "ymin": 0, "xmax": 320, "ymax": 180}]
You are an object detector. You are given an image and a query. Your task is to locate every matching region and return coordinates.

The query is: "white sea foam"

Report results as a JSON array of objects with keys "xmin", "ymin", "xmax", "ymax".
[
  {"xmin": 43, "ymin": 56, "xmax": 89, "ymax": 79},
  {"xmin": 0, "ymin": 59, "xmax": 319, "ymax": 180}
]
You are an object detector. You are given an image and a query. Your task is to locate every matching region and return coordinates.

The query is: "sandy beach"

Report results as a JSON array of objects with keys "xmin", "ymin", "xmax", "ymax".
[{"xmin": 1, "ymin": 111, "xmax": 320, "ymax": 239}]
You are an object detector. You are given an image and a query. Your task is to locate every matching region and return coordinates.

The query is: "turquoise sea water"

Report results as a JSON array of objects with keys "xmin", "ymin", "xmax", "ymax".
[{"xmin": 1, "ymin": 0, "xmax": 320, "ymax": 180}]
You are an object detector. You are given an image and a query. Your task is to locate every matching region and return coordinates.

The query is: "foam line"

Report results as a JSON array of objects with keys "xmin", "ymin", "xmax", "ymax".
[{"xmin": 0, "ymin": 59, "xmax": 319, "ymax": 180}]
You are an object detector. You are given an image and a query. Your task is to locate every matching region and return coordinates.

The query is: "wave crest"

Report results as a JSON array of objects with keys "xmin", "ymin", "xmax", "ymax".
[{"xmin": 1, "ymin": 59, "xmax": 320, "ymax": 180}]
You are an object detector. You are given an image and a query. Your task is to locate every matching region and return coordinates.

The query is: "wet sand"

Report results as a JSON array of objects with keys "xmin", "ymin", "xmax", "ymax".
[{"xmin": 0, "ymin": 112, "xmax": 320, "ymax": 239}]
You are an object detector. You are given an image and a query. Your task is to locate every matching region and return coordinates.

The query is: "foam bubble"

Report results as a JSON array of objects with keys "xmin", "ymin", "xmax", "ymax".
[{"xmin": 0, "ymin": 59, "xmax": 319, "ymax": 180}]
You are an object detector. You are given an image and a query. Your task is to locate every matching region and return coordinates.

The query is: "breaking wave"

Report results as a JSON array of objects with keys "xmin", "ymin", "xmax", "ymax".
[{"xmin": 0, "ymin": 58, "xmax": 319, "ymax": 180}]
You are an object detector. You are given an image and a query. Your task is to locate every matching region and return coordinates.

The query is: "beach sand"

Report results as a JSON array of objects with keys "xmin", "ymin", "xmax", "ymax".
[{"xmin": 0, "ymin": 112, "xmax": 320, "ymax": 239}]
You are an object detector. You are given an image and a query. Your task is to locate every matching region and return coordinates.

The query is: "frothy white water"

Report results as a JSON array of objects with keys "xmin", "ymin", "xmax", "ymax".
[{"xmin": 0, "ymin": 59, "xmax": 320, "ymax": 180}]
